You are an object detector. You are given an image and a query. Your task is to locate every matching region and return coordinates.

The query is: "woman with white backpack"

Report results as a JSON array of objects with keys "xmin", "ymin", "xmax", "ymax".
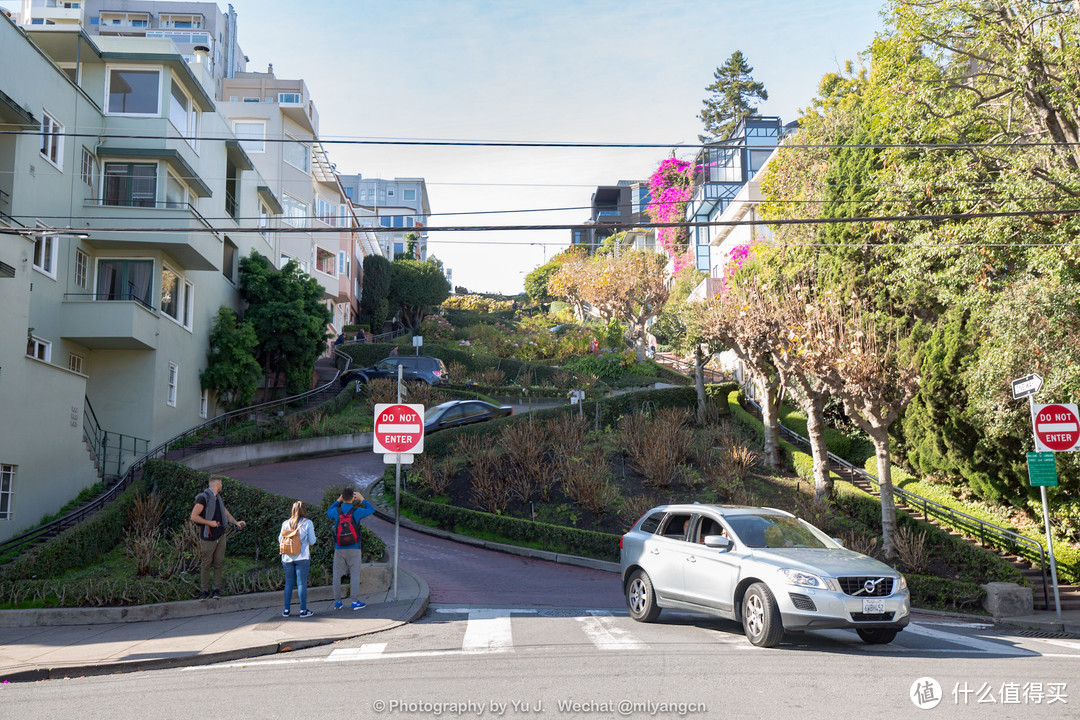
[{"xmin": 279, "ymin": 501, "xmax": 317, "ymax": 618}]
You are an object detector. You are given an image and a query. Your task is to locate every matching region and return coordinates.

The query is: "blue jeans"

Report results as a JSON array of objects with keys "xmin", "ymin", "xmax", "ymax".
[{"xmin": 282, "ymin": 559, "xmax": 310, "ymax": 612}]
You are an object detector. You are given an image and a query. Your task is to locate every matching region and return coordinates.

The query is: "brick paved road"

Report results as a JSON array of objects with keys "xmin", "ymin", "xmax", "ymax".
[{"xmin": 225, "ymin": 453, "xmax": 623, "ymax": 608}]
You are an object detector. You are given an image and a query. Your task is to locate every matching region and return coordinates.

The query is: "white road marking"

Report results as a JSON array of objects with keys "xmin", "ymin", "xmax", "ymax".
[
  {"xmin": 575, "ymin": 610, "xmax": 646, "ymax": 650},
  {"xmin": 901, "ymin": 623, "xmax": 1036, "ymax": 656},
  {"xmin": 327, "ymin": 643, "xmax": 387, "ymax": 661},
  {"xmin": 181, "ymin": 657, "xmax": 324, "ymax": 671},
  {"xmin": 1031, "ymin": 638, "xmax": 1080, "ymax": 652},
  {"xmin": 460, "ymin": 609, "xmax": 514, "ymax": 653},
  {"xmin": 917, "ymin": 621, "xmax": 994, "ymax": 630}
]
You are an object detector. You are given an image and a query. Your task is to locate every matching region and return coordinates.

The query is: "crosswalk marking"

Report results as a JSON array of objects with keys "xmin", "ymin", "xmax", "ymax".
[
  {"xmin": 461, "ymin": 609, "xmax": 514, "ymax": 653},
  {"xmin": 575, "ymin": 610, "xmax": 646, "ymax": 650},
  {"xmin": 901, "ymin": 623, "xmax": 1036, "ymax": 657},
  {"xmin": 327, "ymin": 643, "xmax": 387, "ymax": 661}
]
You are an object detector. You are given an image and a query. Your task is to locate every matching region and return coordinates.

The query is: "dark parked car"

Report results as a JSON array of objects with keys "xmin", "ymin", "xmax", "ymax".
[
  {"xmin": 340, "ymin": 355, "xmax": 448, "ymax": 387},
  {"xmin": 424, "ymin": 400, "xmax": 513, "ymax": 433}
]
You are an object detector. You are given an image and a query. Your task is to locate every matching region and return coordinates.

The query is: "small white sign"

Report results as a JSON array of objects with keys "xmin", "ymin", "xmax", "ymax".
[{"xmin": 412, "ymin": 335, "xmax": 423, "ymax": 348}]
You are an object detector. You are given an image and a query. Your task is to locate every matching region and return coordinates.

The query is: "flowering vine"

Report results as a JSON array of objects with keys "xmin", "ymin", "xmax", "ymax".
[{"xmin": 646, "ymin": 157, "xmax": 698, "ymax": 272}]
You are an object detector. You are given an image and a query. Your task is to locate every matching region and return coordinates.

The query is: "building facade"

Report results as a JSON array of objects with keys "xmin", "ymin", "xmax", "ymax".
[
  {"xmin": 570, "ymin": 180, "xmax": 652, "ymax": 253},
  {"xmin": 338, "ymin": 175, "xmax": 430, "ymax": 261}
]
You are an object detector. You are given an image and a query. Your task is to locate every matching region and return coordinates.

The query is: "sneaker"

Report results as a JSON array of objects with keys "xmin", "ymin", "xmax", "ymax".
[
  {"xmin": 299, "ymin": 609, "xmax": 314, "ymax": 618},
  {"xmin": 198, "ymin": 591, "xmax": 209, "ymax": 602},
  {"xmin": 351, "ymin": 601, "xmax": 366, "ymax": 611},
  {"xmin": 333, "ymin": 602, "xmax": 344, "ymax": 611},
  {"xmin": 282, "ymin": 609, "xmax": 290, "ymax": 617},
  {"xmin": 211, "ymin": 588, "xmax": 221, "ymax": 599}
]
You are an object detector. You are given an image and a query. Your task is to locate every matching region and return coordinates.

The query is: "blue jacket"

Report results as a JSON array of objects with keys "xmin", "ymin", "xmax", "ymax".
[{"xmin": 326, "ymin": 500, "xmax": 374, "ymax": 550}]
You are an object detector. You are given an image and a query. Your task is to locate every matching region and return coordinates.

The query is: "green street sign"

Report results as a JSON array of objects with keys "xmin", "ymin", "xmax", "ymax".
[{"xmin": 1027, "ymin": 452, "xmax": 1059, "ymax": 487}]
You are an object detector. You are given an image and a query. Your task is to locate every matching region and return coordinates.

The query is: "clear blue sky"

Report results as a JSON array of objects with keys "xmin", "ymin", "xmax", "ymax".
[{"xmin": 7, "ymin": 0, "xmax": 888, "ymax": 293}]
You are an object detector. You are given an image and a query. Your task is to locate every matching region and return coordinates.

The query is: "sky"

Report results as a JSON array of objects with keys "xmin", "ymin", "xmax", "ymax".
[{"xmin": 5, "ymin": 0, "xmax": 888, "ymax": 293}]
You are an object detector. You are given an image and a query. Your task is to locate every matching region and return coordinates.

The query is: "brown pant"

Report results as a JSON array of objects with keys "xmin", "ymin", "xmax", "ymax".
[{"xmin": 199, "ymin": 536, "xmax": 226, "ymax": 592}]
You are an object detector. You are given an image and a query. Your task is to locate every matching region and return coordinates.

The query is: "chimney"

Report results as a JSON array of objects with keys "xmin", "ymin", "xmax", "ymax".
[{"xmin": 193, "ymin": 45, "xmax": 210, "ymax": 64}]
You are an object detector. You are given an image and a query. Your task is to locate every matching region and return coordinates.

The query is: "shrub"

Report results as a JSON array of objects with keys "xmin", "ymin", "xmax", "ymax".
[
  {"xmin": 906, "ymin": 574, "xmax": 985, "ymax": 612},
  {"xmin": 620, "ymin": 408, "xmax": 695, "ymax": 488},
  {"xmin": 410, "ymin": 454, "xmax": 451, "ymax": 496},
  {"xmin": 894, "ymin": 524, "xmax": 931, "ymax": 575},
  {"xmin": 558, "ymin": 447, "xmax": 617, "ymax": 514},
  {"xmin": 124, "ymin": 491, "xmax": 164, "ymax": 577}
]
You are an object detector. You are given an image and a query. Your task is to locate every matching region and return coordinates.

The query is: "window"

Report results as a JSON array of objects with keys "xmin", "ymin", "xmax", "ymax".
[
  {"xmin": 234, "ymin": 121, "xmax": 264, "ymax": 152},
  {"xmin": 0, "ymin": 465, "xmax": 13, "ymax": 521},
  {"xmin": 168, "ymin": 78, "xmax": 197, "ymax": 145},
  {"xmin": 403, "ymin": 189, "xmax": 416, "ymax": 201},
  {"xmin": 338, "ymin": 250, "xmax": 349, "ymax": 276},
  {"xmin": 278, "ymin": 92, "xmax": 301, "ymax": 104},
  {"xmin": 224, "ymin": 161, "xmax": 238, "ymax": 219},
  {"xmin": 258, "ymin": 202, "xmax": 272, "ymax": 243},
  {"xmin": 183, "ymin": 279, "xmax": 194, "ymax": 329},
  {"xmin": 58, "ymin": 63, "xmax": 79, "ymax": 84},
  {"xmin": 386, "ymin": 188, "xmax": 395, "ymax": 198},
  {"xmin": 281, "ymin": 193, "xmax": 308, "ymax": 227},
  {"xmin": 161, "ymin": 265, "xmax": 180, "ymax": 321},
  {"xmin": 74, "ymin": 249, "xmax": 88, "ymax": 288},
  {"xmin": 222, "ymin": 238, "xmax": 238, "ymax": 282},
  {"xmin": 26, "ymin": 335, "xmax": 50, "ymax": 362},
  {"xmin": 33, "ymin": 235, "xmax": 57, "ymax": 277},
  {"xmin": 316, "ymin": 195, "xmax": 336, "ymax": 224},
  {"xmin": 40, "ymin": 111, "xmax": 63, "ymax": 169},
  {"xmin": 80, "ymin": 148, "xmax": 96, "ymax": 193},
  {"xmin": 68, "ymin": 353, "xmax": 84, "ymax": 374},
  {"xmin": 167, "ymin": 362, "xmax": 178, "ymax": 407},
  {"xmin": 199, "ymin": 389, "xmax": 208, "ymax": 418},
  {"xmin": 107, "ymin": 68, "xmax": 161, "ymax": 115},
  {"xmin": 165, "ymin": 171, "xmax": 189, "ymax": 209},
  {"xmin": 242, "ymin": 97, "xmax": 260, "ymax": 103},
  {"xmin": 316, "ymin": 248, "xmax": 335, "ymax": 275},
  {"xmin": 96, "ymin": 259, "xmax": 153, "ymax": 307},
  {"xmin": 103, "ymin": 163, "xmax": 157, "ymax": 207},
  {"xmin": 281, "ymin": 254, "xmax": 308, "ymax": 273},
  {"xmin": 283, "ymin": 134, "xmax": 310, "ymax": 173}
]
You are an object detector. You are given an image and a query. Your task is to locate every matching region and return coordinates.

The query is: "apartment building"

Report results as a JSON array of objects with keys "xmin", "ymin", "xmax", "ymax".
[
  {"xmin": 569, "ymin": 180, "xmax": 653, "ymax": 254},
  {"xmin": 0, "ymin": 15, "xmax": 285, "ymax": 540},
  {"xmin": 338, "ymin": 175, "xmax": 430, "ymax": 261},
  {"xmin": 16, "ymin": 0, "xmax": 246, "ymax": 97}
]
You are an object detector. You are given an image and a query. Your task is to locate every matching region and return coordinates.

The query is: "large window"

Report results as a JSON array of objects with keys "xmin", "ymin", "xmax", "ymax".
[
  {"xmin": 316, "ymin": 195, "xmax": 336, "ymax": 225},
  {"xmin": 33, "ymin": 235, "xmax": 57, "ymax": 277},
  {"xmin": 0, "ymin": 464, "xmax": 14, "ymax": 520},
  {"xmin": 233, "ymin": 121, "xmax": 265, "ymax": 153},
  {"xmin": 283, "ymin": 134, "xmax": 310, "ymax": 173},
  {"xmin": 40, "ymin": 111, "xmax": 64, "ymax": 169},
  {"xmin": 403, "ymin": 189, "xmax": 416, "ymax": 201},
  {"xmin": 96, "ymin": 259, "xmax": 153, "ymax": 308},
  {"xmin": 168, "ymin": 78, "xmax": 197, "ymax": 146},
  {"xmin": 107, "ymin": 68, "xmax": 161, "ymax": 115},
  {"xmin": 104, "ymin": 163, "xmax": 157, "ymax": 207},
  {"xmin": 281, "ymin": 193, "xmax": 308, "ymax": 227}
]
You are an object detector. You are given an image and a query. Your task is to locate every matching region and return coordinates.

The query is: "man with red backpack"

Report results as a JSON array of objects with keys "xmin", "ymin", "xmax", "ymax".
[{"xmin": 326, "ymin": 488, "xmax": 375, "ymax": 610}]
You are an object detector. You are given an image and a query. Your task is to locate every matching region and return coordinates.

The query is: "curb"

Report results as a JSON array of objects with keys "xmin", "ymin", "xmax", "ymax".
[
  {"xmin": 0, "ymin": 569, "xmax": 430, "ymax": 683},
  {"xmin": 370, "ymin": 481, "xmax": 620, "ymax": 574}
]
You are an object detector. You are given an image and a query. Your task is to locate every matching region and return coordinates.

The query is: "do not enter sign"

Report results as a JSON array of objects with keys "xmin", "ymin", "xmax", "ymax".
[
  {"xmin": 373, "ymin": 403, "xmax": 425, "ymax": 455},
  {"xmin": 1033, "ymin": 403, "xmax": 1080, "ymax": 453}
]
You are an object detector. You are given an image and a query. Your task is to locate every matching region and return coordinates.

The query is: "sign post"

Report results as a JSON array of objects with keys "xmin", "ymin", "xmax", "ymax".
[
  {"xmin": 373, "ymin": 368, "xmax": 424, "ymax": 601},
  {"xmin": 412, "ymin": 335, "xmax": 423, "ymax": 356},
  {"xmin": 1025, "ymin": 390, "xmax": 1067, "ymax": 619}
]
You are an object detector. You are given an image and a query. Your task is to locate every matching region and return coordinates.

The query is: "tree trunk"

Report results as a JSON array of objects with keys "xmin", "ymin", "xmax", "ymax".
[
  {"xmin": 868, "ymin": 425, "xmax": 898, "ymax": 562},
  {"xmin": 755, "ymin": 371, "xmax": 781, "ymax": 468},
  {"xmin": 804, "ymin": 389, "xmax": 833, "ymax": 500},
  {"xmin": 695, "ymin": 346, "xmax": 707, "ymax": 426},
  {"xmin": 635, "ymin": 335, "xmax": 646, "ymax": 363}
]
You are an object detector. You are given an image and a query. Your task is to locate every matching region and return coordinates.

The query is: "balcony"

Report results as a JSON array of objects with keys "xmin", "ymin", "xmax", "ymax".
[
  {"xmin": 145, "ymin": 30, "xmax": 212, "ymax": 48},
  {"xmin": 61, "ymin": 294, "xmax": 158, "ymax": 350},
  {"xmin": 32, "ymin": 6, "xmax": 83, "ymax": 23},
  {"xmin": 82, "ymin": 200, "xmax": 222, "ymax": 271}
]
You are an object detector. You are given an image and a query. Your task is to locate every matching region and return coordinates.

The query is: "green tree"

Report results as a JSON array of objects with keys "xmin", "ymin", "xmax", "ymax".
[
  {"xmin": 524, "ymin": 261, "xmax": 560, "ymax": 307},
  {"xmin": 199, "ymin": 307, "xmax": 261, "ymax": 409},
  {"xmin": 361, "ymin": 254, "xmax": 392, "ymax": 334},
  {"xmin": 388, "ymin": 258, "xmax": 451, "ymax": 329},
  {"xmin": 698, "ymin": 50, "xmax": 769, "ymax": 142},
  {"xmin": 239, "ymin": 252, "xmax": 332, "ymax": 399}
]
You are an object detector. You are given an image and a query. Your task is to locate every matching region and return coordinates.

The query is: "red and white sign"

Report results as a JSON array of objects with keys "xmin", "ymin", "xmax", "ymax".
[
  {"xmin": 1033, "ymin": 403, "xmax": 1080, "ymax": 453},
  {"xmin": 373, "ymin": 403, "xmax": 425, "ymax": 455}
]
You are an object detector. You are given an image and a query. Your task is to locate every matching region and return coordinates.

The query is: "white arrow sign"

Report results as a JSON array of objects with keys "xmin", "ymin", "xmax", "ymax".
[{"xmin": 1012, "ymin": 373, "xmax": 1044, "ymax": 400}]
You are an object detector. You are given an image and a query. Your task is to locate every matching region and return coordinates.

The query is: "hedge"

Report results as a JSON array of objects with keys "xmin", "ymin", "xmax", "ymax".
[
  {"xmin": 777, "ymin": 404, "xmax": 851, "ymax": 459},
  {"xmin": 0, "ymin": 472, "xmax": 151, "ymax": 582},
  {"xmin": 148, "ymin": 460, "xmax": 386, "ymax": 567},
  {"xmin": 388, "ymin": 476, "xmax": 620, "ymax": 562},
  {"xmin": 906, "ymin": 574, "xmax": 986, "ymax": 613},
  {"xmin": 862, "ymin": 457, "xmax": 1080, "ymax": 583}
]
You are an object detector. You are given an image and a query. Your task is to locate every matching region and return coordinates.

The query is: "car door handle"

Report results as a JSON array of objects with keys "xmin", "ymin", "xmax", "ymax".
[
  {"xmin": 650, "ymin": 548, "xmax": 661, "ymax": 555},
  {"xmin": 686, "ymin": 556, "xmax": 696, "ymax": 563}
]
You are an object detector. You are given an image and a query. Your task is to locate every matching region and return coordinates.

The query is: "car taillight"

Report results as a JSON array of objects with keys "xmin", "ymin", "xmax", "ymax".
[
  {"xmin": 432, "ymin": 369, "xmax": 442, "ymax": 377},
  {"xmin": 619, "ymin": 536, "xmax": 623, "ymax": 549}
]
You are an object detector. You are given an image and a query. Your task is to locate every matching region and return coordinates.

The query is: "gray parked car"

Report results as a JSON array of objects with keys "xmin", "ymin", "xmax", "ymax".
[{"xmin": 620, "ymin": 504, "xmax": 910, "ymax": 647}]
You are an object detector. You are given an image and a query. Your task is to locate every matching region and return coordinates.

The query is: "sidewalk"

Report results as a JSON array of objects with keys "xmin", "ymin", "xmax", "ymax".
[{"xmin": 0, "ymin": 568, "xmax": 428, "ymax": 683}]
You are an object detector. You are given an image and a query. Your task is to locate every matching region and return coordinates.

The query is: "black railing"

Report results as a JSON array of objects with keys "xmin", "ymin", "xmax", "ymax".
[
  {"xmin": 653, "ymin": 351, "xmax": 730, "ymax": 384},
  {"xmin": 745, "ymin": 396, "xmax": 1052, "ymax": 610},
  {"xmin": 82, "ymin": 396, "xmax": 150, "ymax": 480}
]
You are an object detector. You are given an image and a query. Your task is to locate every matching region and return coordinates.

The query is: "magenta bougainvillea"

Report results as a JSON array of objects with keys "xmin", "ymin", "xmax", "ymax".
[
  {"xmin": 720, "ymin": 243, "xmax": 754, "ymax": 295},
  {"xmin": 646, "ymin": 157, "xmax": 698, "ymax": 272}
]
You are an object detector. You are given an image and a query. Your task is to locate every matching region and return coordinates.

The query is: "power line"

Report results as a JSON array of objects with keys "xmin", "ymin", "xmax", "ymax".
[{"xmin": 8, "ymin": 205, "xmax": 1080, "ymax": 238}]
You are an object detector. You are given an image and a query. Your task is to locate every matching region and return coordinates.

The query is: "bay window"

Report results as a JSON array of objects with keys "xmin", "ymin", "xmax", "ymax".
[{"xmin": 107, "ymin": 68, "xmax": 161, "ymax": 115}]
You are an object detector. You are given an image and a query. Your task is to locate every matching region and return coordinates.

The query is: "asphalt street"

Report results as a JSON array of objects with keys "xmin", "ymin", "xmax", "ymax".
[{"xmin": 3, "ymin": 607, "xmax": 1078, "ymax": 720}]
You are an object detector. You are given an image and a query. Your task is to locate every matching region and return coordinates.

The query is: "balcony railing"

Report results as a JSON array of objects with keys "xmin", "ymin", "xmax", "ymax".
[{"xmin": 64, "ymin": 291, "xmax": 155, "ymax": 312}]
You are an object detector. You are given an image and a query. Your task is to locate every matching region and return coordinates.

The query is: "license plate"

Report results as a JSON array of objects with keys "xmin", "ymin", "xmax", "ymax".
[{"xmin": 862, "ymin": 598, "xmax": 886, "ymax": 614}]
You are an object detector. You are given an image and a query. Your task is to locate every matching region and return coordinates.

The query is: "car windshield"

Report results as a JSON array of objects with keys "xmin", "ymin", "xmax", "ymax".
[
  {"xmin": 425, "ymin": 405, "xmax": 451, "ymax": 422},
  {"xmin": 725, "ymin": 514, "xmax": 830, "ymax": 549},
  {"xmin": 375, "ymin": 359, "xmax": 400, "ymax": 371}
]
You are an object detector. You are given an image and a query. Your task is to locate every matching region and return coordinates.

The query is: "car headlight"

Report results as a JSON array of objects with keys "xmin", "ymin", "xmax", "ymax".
[
  {"xmin": 779, "ymin": 568, "xmax": 829, "ymax": 589},
  {"xmin": 897, "ymin": 574, "xmax": 908, "ymax": 591}
]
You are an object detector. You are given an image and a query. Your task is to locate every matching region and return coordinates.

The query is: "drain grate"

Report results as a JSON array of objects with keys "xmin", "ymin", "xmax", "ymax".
[
  {"xmin": 1014, "ymin": 629, "xmax": 1079, "ymax": 640},
  {"xmin": 537, "ymin": 608, "xmax": 596, "ymax": 618}
]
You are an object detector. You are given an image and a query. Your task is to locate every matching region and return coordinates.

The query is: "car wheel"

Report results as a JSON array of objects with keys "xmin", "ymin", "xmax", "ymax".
[
  {"xmin": 856, "ymin": 628, "xmax": 898, "ymax": 645},
  {"xmin": 742, "ymin": 582, "xmax": 784, "ymax": 647},
  {"xmin": 626, "ymin": 570, "xmax": 661, "ymax": 623}
]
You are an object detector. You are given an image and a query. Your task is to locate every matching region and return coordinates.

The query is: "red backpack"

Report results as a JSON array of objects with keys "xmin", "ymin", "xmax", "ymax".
[{"xmin": 335, "ymin": 506, "xmax": 360, "ymax": 546}]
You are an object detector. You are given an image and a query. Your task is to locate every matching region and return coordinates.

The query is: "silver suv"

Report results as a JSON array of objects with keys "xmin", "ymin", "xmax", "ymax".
[{"xmin": 620, "ymin": 504, "xmax": 910, "ymax": 647}]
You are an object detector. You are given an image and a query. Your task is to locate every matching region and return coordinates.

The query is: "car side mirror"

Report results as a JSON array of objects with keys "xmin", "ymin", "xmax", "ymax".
[{"xmin": 703, "ymin": 535, "xmax": 733, "ymax": 550}]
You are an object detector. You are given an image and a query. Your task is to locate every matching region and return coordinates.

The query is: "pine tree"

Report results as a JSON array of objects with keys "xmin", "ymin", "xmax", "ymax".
[{"xmin": 699, "ymin": 51, "xmax": 768, "ymax": 142}]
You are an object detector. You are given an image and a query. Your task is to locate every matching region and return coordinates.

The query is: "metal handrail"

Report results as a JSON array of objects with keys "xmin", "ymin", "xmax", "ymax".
[
  {"xmin": 652, "ymin": 351, "xmax": 730, "ymax": 385},
  {"xmin": 746, "ymin": 397, "xmax": 1052, "ymax": 610},
  {"xmin": 0, "ymin": 362, "xmax": 347, "ymax": 557}
]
